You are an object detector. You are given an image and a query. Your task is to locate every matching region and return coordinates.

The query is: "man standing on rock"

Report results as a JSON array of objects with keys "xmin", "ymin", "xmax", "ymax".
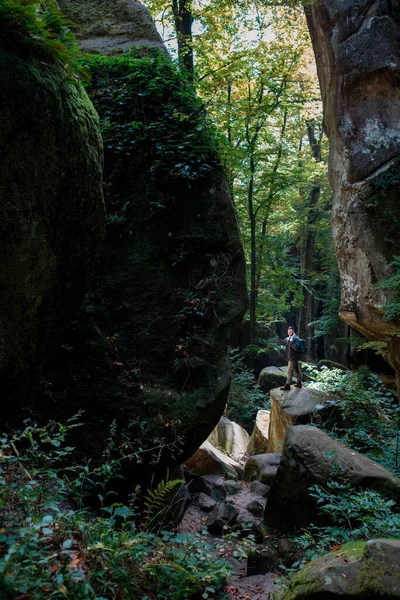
[{"xmin": 280, "ymin": 326, "xmax": 302, "ymax": 390}]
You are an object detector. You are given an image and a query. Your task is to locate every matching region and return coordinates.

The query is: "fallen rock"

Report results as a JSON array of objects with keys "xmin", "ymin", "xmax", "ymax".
[
  {"xmin": 249, "ymin": 481, "xmax": 270, "ymax": 498},
  {"xmin": 258, "ymin": 367, "xmax": 287, "ymax": 393},
  {"xmin": 222, "ymin": 481, "xmax": 242, "ymax": 496},
  {"xmin": 207, "ymin": 416, "xmax": 250, "ymax": 460},
  {"xmin": 207, "ymin": 502, "xmax": 239, "ymax": 535},
  {"xmin": 265, "ymin": 426, "xmax": 400, "ymax": 530},
  {"xmin": 282, "ymin": 539, "xmax": 400, "ymax": 600},
  {"xmin": 247, "ymin": 410, "xmax": 270, "ymax": 456},
  {"xmin": 246, "ymin": 499, "xmax": 266, "ymax": 518},
  {"xmin": 184, "ymin": 472, "xmax": 226, "ymax": 501},
  {"xmin": 184, "ymin": 441, "xmax": 244, "ymax": 480},
  {"xmin": 247, "ymin": 546, "xmax": 281, "ymax": 575},
  {"xmin": 267, "ymin": 386, "xmax": 339, "ymax": 453},
  {"xmin": 198, "ymin": 492, "xmax": 217, "ymax": 512},
  {"xmin": 244, "ymin": 454, "xmax": 281, "ymax": 484}
]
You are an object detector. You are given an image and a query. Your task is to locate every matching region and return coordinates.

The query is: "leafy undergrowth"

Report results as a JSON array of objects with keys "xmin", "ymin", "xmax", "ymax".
[
  {"xmin": 0, "ymin": 0, "xmax": 84, "ymax": 78},
  {"xmin": 303, "ymin": 364, "xmax": 400, "ymax": 475},
  {"xmin": 0, "ymin": 419, "xmax": 232, "ymax": 600},
  {"xmin": 272, "ymin": 365, "xmax": 400, "ymax": 590},
  {"xmin": 225, "ymin": 347, "xmax": 268, "ymax": 432}
]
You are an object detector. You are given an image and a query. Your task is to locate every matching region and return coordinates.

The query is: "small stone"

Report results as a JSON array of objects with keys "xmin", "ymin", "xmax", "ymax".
[
  {"xmin": 184, "ymin": 472, "xmax": 226, "ymax": 501},
  {"xmin": 247, "ymin": 546, "xmax": 281, "ymax": 575},
  {"xmin": 250, "ymin": 481, "xmax": 271, "ymax": 497},
  {"xmin": 198, "ymin": 492, "xmax": 217, "ymax": 512},
  {"xmin": 207, "ymin": 502, "xmax": 239, "ymax": 535},
  {"xmin": 246, "ymin": 499, "xmax": 266, "ymax": 517},
  {"xmin": 222, "ymin": 480, "xmax": 242, "ymax": 495},
  {"xmin": 278, "ymin": 537, "xmax": 292, "ymax": 557}
]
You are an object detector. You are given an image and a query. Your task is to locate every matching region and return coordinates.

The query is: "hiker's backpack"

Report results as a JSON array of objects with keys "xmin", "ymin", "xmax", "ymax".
[{"xmin": 298, "ymin": 338, "xmax": 308, "ymax": 354}]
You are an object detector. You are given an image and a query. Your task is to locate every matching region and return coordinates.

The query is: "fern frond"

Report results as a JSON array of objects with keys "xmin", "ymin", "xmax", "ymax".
[{"xmin": 143, "ymin": 479, "xmax": 184, "ymax": 529}]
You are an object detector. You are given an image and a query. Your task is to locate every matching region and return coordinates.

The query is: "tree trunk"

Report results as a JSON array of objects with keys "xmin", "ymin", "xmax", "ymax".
[
  {"xmin": 297, "ymin": 123, "xmax": 322, "ymax": 352},
  {"xmin": 248, "ymin": 154, "xmax": 256, "ymax": 345},
  {"xmin": 172, "ymin": 0, "xmax": 193, "ymax": 81}
]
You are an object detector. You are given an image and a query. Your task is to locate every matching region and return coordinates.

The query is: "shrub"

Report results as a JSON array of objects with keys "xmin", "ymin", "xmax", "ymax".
[
  {"xmin": 226, "ymin": 347, "xmax": 269, "ymax": 432},
  {"xmin": 302, "ymin": 364, "xmax": 400, "ymax": 474},
  {"xmin": 0, "ymin": 419, "xmax": 232, "ymax": 599}
]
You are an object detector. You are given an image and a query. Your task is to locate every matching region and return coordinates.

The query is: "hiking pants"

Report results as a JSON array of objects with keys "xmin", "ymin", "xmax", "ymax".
[{"xmin": 286, "ymin": 359, "xmax": 302, "ymax": 384}]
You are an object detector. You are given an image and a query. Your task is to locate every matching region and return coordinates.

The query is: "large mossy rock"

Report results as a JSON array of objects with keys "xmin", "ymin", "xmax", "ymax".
[
  {"xmin": 0, "ymin": 47, "xmax": 104, "ymax": 412},
  {"xmin": 48, "ymin": 2, "xmax": 247, "ymax": 476},
  {"xmin": 305, "ymin": 2, "xmax": 400, "ymax": 391},
  {"xmin": 282, "ymin": 539, "xmax": 400, "ymax": 600},
  {"xmin": 265, "ymin": 426, "xmax": 400, "ymax": 531},
  {"xmin": 267, "ymin": 387, "xmax": 339, "ymax": 453}
]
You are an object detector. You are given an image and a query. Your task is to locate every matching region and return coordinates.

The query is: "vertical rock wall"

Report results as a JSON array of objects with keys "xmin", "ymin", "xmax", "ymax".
[{"xmin": 305, "ymin": 1, "xmax": 400, "ymax": 388}]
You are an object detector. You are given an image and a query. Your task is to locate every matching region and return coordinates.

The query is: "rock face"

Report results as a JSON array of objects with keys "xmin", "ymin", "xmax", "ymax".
[
  {"xmin": 265, "ymin": 425, "xmax": 400, "ymax": 530},
  {"xmin": 0, "ymin": 43, "xmax": 104, "ymax": 413},
  {"xmin": 282, "ymin": 539, "xmax": 400, "ymax": 600},
  {"xmin": 267, "ymin": 387, "xmax": 339, "ymax": 453},
  {"xmin": 208, "ymin": 417, "xmax": 250, "ymax": 459},
  {"xmin": 58, "ymin": 0, "xmax": 165, "ymax": 54},
  {"xmin": 305, "ymin": 2, "xmax": 400, "ymax": 391}
]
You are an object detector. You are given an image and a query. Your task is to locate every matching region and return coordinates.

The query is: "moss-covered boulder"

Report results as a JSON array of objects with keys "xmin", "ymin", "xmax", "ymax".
[
  {"xmin": 39, "ymin": 2, "xmax": 247, "ymax": 479},
  {"xmin": 0, "ymin": 44, "xmax": 104, "ymax": 412},
  {"xmin": 282, "ymin": 539, "xmax": 400, "ymax": 600},
  {"xmin": 258, "ymin": 366, "xmax": 288, "ymax": 393},
  {"xmin": 265, "ymin": 426, "xmax": 400, "ymax": 531}
]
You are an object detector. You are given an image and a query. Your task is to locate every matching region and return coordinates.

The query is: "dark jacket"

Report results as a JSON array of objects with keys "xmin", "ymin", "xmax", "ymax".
[{"xmin": 286, "ymin": 333, "xmax": 300, "ymax": 360}]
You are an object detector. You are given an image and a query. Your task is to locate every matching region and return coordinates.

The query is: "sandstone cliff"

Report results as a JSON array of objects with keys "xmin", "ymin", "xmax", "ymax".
[{"xmin": 305, "ymin": 1, "xmax": 400, "ymax": 391}]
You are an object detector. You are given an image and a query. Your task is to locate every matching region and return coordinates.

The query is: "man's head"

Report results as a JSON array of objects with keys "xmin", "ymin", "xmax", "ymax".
[{"xmin": 288, "ymin": 326, "xmax": 294, "ymax": 336}]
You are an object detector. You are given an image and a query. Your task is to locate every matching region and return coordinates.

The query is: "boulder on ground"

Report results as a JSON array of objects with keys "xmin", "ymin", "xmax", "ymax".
[
  {"xmin": 207, "ymin": 502, "xmax": 239, "ymax": 534},
  {"xmin": 222, "ymin": 480, "xmax": 242, "ymax": 496},
  {"xmin": 198, "ymin": 492, "xmax": 217, "ymax": 512},
  {"xmin": 247, "ymin": 546, "xmax": 281, "ymax": 576},
  {"xmin": 249, "ymin": 481, "xmax": 270, "ymax": 498},
  {"xmin": 267, "ymin": 387, "xmax": 339, "ymax": 453},
  {"xmin": 258, "ymin": 367, "xmax": 288, "ymax": 393},
  {"xmin": 184, "ymin": 441, "xmax": 244, "ymax": 480},
  {"xmin": 265, "ymin": 426, "xmax": 400, "ymax": 530},
  {"xmin": 246, "ymin": 499, "xmax": 266, "ymax": 518},
  {"xmin": 207, "ymin": 416, "xmax": 250, "ymax": 459},
  {"xmin": 184, "ymin": 472, "xmax": 226, "ymax": 501},
  {"xmin": 282, "ymin": 539, "xmax": 400, "ymax": 600},
  {"xmin": 247, "ymin": 410, "xmax": 270, "ymax": 455},
  {"xmin": 244, "ymin": 454, "xmax": 281, "ymax": 484}
]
